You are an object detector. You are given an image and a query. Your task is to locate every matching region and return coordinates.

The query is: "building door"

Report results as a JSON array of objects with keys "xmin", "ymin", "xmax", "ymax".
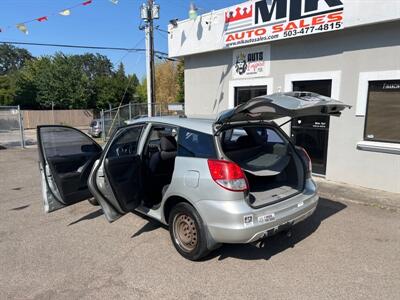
[
  {"xmin": 234, "ymin": 86, "xmax": 267, "ymax": 106},
  {"xmin": 291, "ymin": 80, "xmax": 332, "ymax": 175}
]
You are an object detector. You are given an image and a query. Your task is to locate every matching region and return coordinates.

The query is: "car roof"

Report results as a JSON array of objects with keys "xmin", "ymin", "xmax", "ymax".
[{"xmin": 126, "ymin": 116, "xmax": 215, "ymax": 134}]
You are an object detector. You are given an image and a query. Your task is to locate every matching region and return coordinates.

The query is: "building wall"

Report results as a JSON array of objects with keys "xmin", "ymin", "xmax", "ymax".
[
  {"xmin": 184, "ymin": 22, "xmax": 400, "ymax": 193},
  {"xmin": 185, "ymin": 51, "xmax": 232, "ymax": 118}
]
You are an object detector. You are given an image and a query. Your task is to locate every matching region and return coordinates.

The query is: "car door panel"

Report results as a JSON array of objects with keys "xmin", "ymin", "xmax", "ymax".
[
  {"xmin": 37, "ymin": 126, "xmax": 102, "ymax": 212},
  {"xmin": 104, "ymin": 155, "xmax": 142, "ymax": 211},
  {"xmin": 88, "ymin": 124, "xmax": 146, "ymax": 222}
]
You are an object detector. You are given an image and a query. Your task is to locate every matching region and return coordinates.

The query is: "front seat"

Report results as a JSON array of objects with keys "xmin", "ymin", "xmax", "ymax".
[
  {"xmin": 149, "ymin": 136, "xmax": 177, "ymax": 177},
  {"xmin": 147, "ymin": 136, "xmax": 177, "ymax": 203}
]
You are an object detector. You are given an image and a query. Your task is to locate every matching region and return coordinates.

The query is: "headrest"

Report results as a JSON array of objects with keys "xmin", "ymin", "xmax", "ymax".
[
  {"xmin": 236, "ymin": 135, "xmax": 254, "ymax": 147},
  {"xmin": 160, "ymin": 136, "xmax": 177, "ymax": 152}
]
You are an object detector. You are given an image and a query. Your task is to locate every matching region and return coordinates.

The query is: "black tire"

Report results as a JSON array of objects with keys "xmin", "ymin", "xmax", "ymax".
[
  {"xmin": 87, "ymin": 197, "xmax": 99, "ymax": 206},
  {"xmin": 168, "ymin": 202, "xmax": 210, "ymax": 261}
]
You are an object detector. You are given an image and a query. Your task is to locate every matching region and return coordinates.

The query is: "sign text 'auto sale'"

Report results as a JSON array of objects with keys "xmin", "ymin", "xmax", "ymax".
[{"xmin": 224, "ymin": 0, "xmax": 344, "ymax": 48}]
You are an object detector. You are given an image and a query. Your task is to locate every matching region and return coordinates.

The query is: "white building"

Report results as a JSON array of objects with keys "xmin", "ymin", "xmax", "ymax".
[{"xmin": 168, "ymin": 0, "xmax": 400, "ymax": 194}]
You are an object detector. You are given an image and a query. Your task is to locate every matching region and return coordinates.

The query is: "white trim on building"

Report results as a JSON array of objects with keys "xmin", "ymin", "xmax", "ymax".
[
  {"xmin": 228, "ymin": 77, "xmax": 274, "ymax": 109},
  {"xmin": 355, "ymin": 70, "xmax": 400, "ymax": 155},
  {"xmin": 284, "ymin": 71, "xmax": 341, "ymax": 99},
  {"xmin": 355, "ymin": 70, "xmax": 400, "ymax": 116}
]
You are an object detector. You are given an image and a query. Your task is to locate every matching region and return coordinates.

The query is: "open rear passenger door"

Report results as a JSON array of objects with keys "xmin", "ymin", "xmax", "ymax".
[
  {"xmin": 87, "ymin": 124, "xmax": 146, "ymax": 222},
  {"xmin": 37, "ymin": 126, "xmax": 103, "ymax": 213}
]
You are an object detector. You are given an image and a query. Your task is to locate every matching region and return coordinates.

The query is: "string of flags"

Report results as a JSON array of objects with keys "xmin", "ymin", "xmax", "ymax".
[{"xmin": 0, "ymin": 0, "xmax": 119, "ymax": 35}]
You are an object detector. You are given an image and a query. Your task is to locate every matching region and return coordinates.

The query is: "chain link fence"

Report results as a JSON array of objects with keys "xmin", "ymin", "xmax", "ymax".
[
  {"xmin": 101, "ymin": 102, "xmax": 184, "ymax": 141},
  {"xmin": 0, "ymin": 106, "xmax": 25, "ymax": 149}
]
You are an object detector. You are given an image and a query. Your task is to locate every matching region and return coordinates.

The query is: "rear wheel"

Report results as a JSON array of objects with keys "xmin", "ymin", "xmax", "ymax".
[{"xmin": 169, "ymin": 203, "xmax": 209, "ymax": 261}]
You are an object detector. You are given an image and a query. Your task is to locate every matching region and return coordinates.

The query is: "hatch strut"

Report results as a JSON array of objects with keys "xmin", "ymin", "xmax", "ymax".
[{"xmin": 278, "ymin": 118, "xmax": 293, "ymax": 128}]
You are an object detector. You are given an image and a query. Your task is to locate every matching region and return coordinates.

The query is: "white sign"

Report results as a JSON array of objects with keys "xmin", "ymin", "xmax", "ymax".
[
  {"xmin": 168, "ymin": 104, "xmax": 184, "ymax": 111},
  {"xmin": 224, "ymin": 0, "xmax": 344, "ymax": 48},
  {"xmin": 232, "ymin": 45, "xmax": 270, "ymax": 79}
]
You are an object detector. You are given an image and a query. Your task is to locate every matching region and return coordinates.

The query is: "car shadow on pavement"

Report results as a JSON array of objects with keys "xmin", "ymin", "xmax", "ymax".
[
  {"xmin": 209, "ymin": 197, "xmax": 347, "ymax": 261},
  {"xmin": 68, "ymin": 209, "xmax": 104, "ymax": 226},
  {"xmin": 131, "ymin": 221, "xmax": 162, "ymax": 238},
  {"xmin": 130, "ymin": 211, "xmax": 166, "ymax": 238}
]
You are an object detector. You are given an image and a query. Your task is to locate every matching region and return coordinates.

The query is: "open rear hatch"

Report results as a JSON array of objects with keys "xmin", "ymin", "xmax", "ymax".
[
  {"xmin": 215, "ymin": 92, "xmax": 350, "ymax": 207},
  {"xmin": 215, "ymin": 91, "xmax": 351, "ymax": 129},
  {"xmin": 219, "ymin": 125, "xmax": 305, "ymax": 207}
]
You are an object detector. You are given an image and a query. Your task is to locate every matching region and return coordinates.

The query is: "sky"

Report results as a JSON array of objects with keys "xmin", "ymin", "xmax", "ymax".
[{"xmin": 0, "ymin": 0, "xmax": 242, "ymax": 78}]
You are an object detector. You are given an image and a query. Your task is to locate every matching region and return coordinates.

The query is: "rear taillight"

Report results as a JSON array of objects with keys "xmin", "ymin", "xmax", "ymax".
[
  {"xmin": 298, "ymin": 147, "xmax": 312, "ymax": 178},
  {"xmin": 207, "ymin": 159, "xmax": 248, "ymax": 192}
]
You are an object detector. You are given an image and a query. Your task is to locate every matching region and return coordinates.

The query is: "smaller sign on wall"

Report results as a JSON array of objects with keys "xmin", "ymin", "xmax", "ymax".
[{"xmin": 232, "ymin": 45, "xmax": 270, "ymax": 79}]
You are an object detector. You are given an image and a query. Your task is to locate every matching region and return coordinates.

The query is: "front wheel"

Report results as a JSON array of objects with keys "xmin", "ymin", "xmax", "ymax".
[{"xmin": 168, "ymin": 203, "xmax": 209, "ymax": 261}]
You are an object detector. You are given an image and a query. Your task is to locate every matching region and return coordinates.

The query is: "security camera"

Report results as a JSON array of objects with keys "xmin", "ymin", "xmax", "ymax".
[{"xmin": 169, "ymin": 19, "xmax": 178, "ymax": 27}]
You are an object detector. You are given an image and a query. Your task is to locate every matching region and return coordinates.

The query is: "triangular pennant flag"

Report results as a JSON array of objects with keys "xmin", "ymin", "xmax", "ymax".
[
  {"xmin": 110, "ymin": 0, "xmax": 119, "ymax": 4},
  {"xmin": 16, "ymin": 23, "xmax": 28, "ymax": 34},
  {"xmin": 82, "ymin": 0, "xmax": 93, "ymax": 6},
  {"xmin": 59, "ymin": 9, "xmax": 71, "ymax": 16},
  {"xmin": 36, "ymin": 16, "xmax": 48, "ymax": 22}
]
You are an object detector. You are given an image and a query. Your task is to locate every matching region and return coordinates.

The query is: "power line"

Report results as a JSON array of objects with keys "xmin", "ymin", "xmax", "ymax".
[{"xmin": 0, "ymin": 40, "xmax": 169, "ymax": 56}]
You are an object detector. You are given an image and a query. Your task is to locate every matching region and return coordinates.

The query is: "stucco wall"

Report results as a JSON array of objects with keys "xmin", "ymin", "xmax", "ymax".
[{"xmin": 184, "ymin": 22, "xmax": 400, "ymax": 193}]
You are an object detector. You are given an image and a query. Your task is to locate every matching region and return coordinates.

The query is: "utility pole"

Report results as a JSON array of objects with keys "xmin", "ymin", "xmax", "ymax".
[{"xmin": 141, "ymin": 0, "xmax": 159, "ymax": 117}]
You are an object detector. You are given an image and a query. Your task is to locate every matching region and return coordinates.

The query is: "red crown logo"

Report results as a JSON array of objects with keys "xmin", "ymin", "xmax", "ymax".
[{"xmin": 225, "ymin": 5, "xmax": 253, "ymax": 23}]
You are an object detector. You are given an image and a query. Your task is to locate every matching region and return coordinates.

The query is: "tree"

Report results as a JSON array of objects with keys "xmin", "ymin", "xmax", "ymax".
[
  {"xmin": 176, "ymin": 60, "xmax": 184, "ymax": 103},
  {"xmin": 137, "ymin": 77, "xmax": 147, "ymax": 103},
  {"xmin": 31, "ymin": 53, "xmax": 90, "ymax": 109},
  {"xmin": 155, "ymin": 61, "xmax": 178, "ymax": 104},
  {"xmin": 94, "ymin": 63, "xmax": 140, "ymax": 109},
  {"xmin": 0, "ymin": 44, "xmax": 33, "ymax": 76},
  {"xmin": 0, "ymin": 75, "xmax": 16, "ymax": 105},
  {"xmin": 1, "ymin": 45, "xmax": 142, "ymax": 109},
  {"xmin": 72, "ymin": 53, "xmax": 114, "ymax": 108},
  {"xmin": 14, "ymin": 58, "xmax": 42, "ymax": 109}
]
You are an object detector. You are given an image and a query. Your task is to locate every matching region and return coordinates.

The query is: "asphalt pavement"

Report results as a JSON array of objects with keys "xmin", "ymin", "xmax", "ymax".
[{"xmin": 0, "ymin": 148, "xmax": 399, "ymax": 299}]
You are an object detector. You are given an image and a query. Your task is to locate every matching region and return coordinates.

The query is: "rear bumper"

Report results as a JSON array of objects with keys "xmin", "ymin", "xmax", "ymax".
[{"xmin": 196, "ymin": 179, "xmax": 319, "ymax": 244}]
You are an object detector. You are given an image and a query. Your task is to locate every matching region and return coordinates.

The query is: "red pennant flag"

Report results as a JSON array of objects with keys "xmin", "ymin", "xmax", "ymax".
[
  {"xmin": 36, "ymin": 16, "xmax": 48, "ymax": 22},
  {"xmin": 82, "ymin": 0, "xmax": 92, "ymax": 6}
]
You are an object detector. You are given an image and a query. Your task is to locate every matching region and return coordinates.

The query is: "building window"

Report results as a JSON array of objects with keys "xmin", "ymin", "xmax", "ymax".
[
  {"xmin": 364, "ymin": 80, "xmax": 400, "ymax": 143},
  {"xmin": 234, "ymin": 86, "xmax": 267, "ymax": 106}
]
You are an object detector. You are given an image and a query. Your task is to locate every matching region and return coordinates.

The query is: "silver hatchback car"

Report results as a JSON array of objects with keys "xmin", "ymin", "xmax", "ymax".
[{"xmin": 37, "ymin": 92, "xmax": 350, "ymax": 260}]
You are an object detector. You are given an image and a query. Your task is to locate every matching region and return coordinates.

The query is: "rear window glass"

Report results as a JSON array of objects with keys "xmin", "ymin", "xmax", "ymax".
[
  {"xmin": 177, "ymin": 128, "xmax": 216, "ymax": 158},
  {"xmin": 222, "ymin": 126, "xmax": 286, "ymax": 152}
]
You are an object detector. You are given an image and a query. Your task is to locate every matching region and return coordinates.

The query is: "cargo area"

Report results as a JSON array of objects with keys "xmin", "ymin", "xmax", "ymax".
[{"xmin": 219, "ymin": 125, "xmax": 304, "ymax": 207}]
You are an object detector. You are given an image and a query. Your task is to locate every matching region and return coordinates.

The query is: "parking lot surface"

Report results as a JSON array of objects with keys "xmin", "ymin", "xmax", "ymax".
[{"xmin": 1, "ymin": 148, "xmax": 399, "ymax": 299}]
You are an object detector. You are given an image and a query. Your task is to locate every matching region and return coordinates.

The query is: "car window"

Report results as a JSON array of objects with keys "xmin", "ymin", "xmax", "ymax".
[
  {"xmin": 221, "ymin": 126, "xmax": 287, "ymax": 152},
  {"xmin": 177, "ymin": 128, "xmax": 216, "ymax": 158},
  {"xmin": 255, "ymin": 128, "xmax": 285, "ymax": 144},
  {"xmin": 107, "ymin": 125, "xmax": 144, "ymax": 158},
  {"xmin": 40, "ymin": 126, "xmax": 101, "ymax": 157},
  {"xmin": 146, "ymin": 126, "xmax": 177, "ymax": 150},
  {"xmin": 223, "ymin": 128, "xmax": 247, "ymax": 143}
]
